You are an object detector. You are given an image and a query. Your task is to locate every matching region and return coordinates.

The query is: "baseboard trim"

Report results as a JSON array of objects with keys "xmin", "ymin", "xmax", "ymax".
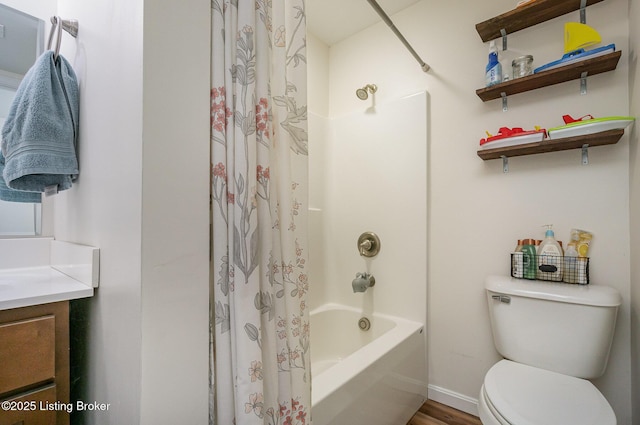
[{"xmin": 427, "ymin": 384, "xmax": 479, "ymax": 417}]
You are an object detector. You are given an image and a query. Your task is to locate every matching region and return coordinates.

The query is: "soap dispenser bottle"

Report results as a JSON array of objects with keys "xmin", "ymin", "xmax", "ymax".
[
  {"xmin": 537, "ymin": 225, "xmax": 564, "ymax": 281},
  {"xmin": 485, "ymin": 40, "xmax": 502, "ymax": 87}
]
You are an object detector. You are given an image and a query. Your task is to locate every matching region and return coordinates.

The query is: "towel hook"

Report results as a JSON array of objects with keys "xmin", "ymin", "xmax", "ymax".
[{"xmin": 46, "ymin": 16, "xmax": 79, "ymax": 61}]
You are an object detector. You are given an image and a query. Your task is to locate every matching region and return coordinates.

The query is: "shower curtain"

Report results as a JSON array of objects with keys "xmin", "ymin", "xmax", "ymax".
[{"xmin": 210, "ymin": 1, "xmax": 309, "ymax": 424}]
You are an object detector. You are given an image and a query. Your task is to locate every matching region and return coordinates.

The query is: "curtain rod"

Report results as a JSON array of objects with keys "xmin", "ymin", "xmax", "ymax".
[{"xmin": 366, "ymin": 0, "xmax": 430, "ymax": 72}]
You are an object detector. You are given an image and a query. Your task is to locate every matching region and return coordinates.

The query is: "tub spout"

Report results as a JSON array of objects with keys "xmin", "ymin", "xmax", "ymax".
[{"xmin": 352, "ymin": 272, "xmax": 376, "ymax": 293}]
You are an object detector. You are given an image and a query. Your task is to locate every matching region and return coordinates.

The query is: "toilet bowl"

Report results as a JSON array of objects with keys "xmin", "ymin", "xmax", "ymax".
[
  {"xmin": 478, "ymin": 360, "xmax": 616, "ymax": 425},
  {"xmin": 481, "ymin": 276, "xmax": 621, "ymax": 425}
]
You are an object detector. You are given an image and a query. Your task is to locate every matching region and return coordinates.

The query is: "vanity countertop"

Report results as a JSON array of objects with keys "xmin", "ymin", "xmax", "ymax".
[
  {"xmin": 0, "ymin": 238, "xmax": 99, "ymax": 310},
  {"xmin": 0, "ymin": 266, "xmax": 94, "ymax": 311}
]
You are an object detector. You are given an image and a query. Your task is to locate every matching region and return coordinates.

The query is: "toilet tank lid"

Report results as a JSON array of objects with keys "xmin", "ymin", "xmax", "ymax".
[{"xmin": 485, "ymin": 275, "xmax": 622, "ymax": 307}]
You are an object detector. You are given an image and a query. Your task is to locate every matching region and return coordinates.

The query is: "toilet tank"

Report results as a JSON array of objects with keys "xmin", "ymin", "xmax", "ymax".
[{"xmin": 485, "ymin": 275, "xmax": 621, "ymax": 379}]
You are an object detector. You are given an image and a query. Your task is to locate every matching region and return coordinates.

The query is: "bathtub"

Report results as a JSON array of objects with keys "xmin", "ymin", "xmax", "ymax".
[{"xmin": 310, "ymin": 303, "xmax": 427, "ymax": 425}]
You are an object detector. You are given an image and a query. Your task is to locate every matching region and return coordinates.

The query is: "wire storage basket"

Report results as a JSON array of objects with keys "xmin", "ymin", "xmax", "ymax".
[{"xmin": 511, "ymin": 253, "xmax": 589, "ymax": 285}]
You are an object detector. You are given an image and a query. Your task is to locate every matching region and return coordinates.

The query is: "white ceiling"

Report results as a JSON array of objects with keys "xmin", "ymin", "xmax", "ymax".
[{"xmin": 306, "ymin": 0, "xmax": 421, "ymax": 46}]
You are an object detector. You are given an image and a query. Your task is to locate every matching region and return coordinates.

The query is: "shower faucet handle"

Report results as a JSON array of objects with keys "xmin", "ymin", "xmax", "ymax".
[
  {"xmin": 359, "ymin": 239, "xmax": 372, "ymax": 251},
  {"xmin": 357, "ymin": 232, "xmax": 381, "ymax": 257}
]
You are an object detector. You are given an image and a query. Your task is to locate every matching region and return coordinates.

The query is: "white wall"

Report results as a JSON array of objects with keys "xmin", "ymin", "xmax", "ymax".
[
  {"xmin": 139, "ymin": 0, "xmax": 210, "ymax": 423},
  {"xmin": 52, "ymin": 0, "xmax": 144, "ymax": 421},
  {"xmin": 308, "ymin": 0, "xmax": 633, "ymax": 421},
  {"xmin": 48, "ymin": 0, "xmax": 210, "ymax": 423}
]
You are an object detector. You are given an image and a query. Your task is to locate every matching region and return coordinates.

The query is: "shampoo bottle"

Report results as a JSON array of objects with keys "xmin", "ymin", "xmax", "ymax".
[
  {"xmin": 521, "ymin": 238, "xmax": 537, "ymax": 279},
  {"xmin": 512, "ymin": 239, "xmax": 524, "ymax": 278},
  {"xmin": 537, "ymin": 225, "xmax": 564, "ymax": 281},
  {"xmin": 485, "ymin": 40, "xmax": 502, "ymax": 87}
]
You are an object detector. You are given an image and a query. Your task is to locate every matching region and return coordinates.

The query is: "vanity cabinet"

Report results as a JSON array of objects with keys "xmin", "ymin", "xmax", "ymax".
[{"xmin": 0, "ymin": 302, "xmax": 70, "ymax": 425}]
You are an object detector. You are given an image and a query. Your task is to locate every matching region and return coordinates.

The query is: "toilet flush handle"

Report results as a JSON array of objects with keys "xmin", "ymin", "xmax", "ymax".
[{"xmin": 492, "ymin": 294, "xmax": 511, "ymax": 304}]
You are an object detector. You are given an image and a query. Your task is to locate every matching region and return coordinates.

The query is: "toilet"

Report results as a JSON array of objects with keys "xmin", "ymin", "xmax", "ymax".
[{"xmin": 479, "ymin": 275, "xmax": 621, "ymax": 425}]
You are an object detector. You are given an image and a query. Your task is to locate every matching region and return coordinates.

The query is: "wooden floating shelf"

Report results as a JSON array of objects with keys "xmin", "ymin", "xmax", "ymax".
[
  {"xmin": 473, "ymin": 0, "xmax": 623, "ymax": 166},
  {"xmin": 476, "ymin": 0, "xmax": 605, "ymax": 42},
  {"xmin": 476, "ymin": 51, "xmax": 621, "ymax": 102},
  {"xmin": 477, "ymin": 129, "xmax": 624, "ymax": 160}
]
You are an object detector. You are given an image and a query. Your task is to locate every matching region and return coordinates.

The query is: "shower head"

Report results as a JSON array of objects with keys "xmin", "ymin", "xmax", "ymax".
[
  {"xmin": 356, "ymin": 88, "xmax": 369, "ymax": 100},
  {"xmin": 356, "ymin": 84, "xmax": 377, "ymax": 100}
]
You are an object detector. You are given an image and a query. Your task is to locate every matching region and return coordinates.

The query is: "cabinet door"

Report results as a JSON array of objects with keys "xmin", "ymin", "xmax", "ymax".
[
  {"xmin": 0, "ymin": 385, "xmax": 57, "ymax": 425},
  {"xmin": 0, "ymin": 315, "xmax": 55, "ymax": 394}
]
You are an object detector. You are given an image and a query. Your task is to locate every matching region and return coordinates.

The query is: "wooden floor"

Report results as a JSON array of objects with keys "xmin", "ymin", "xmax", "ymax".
[{"xmin": 407, "ymin": 400, "xmax": 482, "ymax": 425}]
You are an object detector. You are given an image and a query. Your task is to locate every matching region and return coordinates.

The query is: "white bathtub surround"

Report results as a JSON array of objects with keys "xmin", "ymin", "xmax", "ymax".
[
  {"xmin": 307, "ymin": 80, "xmax": 428, "ymax": 421},
  {"xmin": 311, "ymin": 304, "xmax": 427, "ymax": 425},
  {"xmin": 210, "ymin": 0, "xmax": 311, "ymax": 423},
  {"xmin": 307, "ymin": 91, "xmax": 428, "ymax": 323},
  {"xmin": 0, "ymin": 237, "xmax": 99, "ymax": 310}
]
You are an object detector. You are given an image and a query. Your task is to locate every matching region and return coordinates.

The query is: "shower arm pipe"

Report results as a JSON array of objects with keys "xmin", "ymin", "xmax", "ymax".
[{"xmin": 365, "ymin": 0, "xmax": 430, "ymax": 72}]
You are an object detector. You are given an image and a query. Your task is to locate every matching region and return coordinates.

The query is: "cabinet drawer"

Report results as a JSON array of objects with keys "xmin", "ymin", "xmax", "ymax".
[
  {"xmin": 0, "ymin": 384, "xmax": 57, "ymax": 425},
  {"xmin": 0, "ymin": 316, "xmax": 55, "ymax": 395}
]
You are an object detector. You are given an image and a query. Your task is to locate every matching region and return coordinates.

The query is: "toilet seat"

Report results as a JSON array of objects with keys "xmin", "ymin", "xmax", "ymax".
[
  {"xmin": 482, "ymin": 360, "xmax": 616, "ymax": 425},
  {"xmin": 479, "ymin": 384, "xmax": 509, "ymax": 425}
]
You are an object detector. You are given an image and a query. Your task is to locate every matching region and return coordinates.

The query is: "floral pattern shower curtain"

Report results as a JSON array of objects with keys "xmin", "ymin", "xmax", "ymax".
[{"xmin": 210, "ymin": 0, "xmax": 309, "ymax": 424}]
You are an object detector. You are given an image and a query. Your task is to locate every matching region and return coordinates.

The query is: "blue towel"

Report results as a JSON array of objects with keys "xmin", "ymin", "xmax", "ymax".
[
  {"xmin": 1, "ymin": 51, "xmax": 79, "ymax": 193},
  {"xmin": 0, "ymin": 152, "xmax": 41, "ymax": 203}
]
